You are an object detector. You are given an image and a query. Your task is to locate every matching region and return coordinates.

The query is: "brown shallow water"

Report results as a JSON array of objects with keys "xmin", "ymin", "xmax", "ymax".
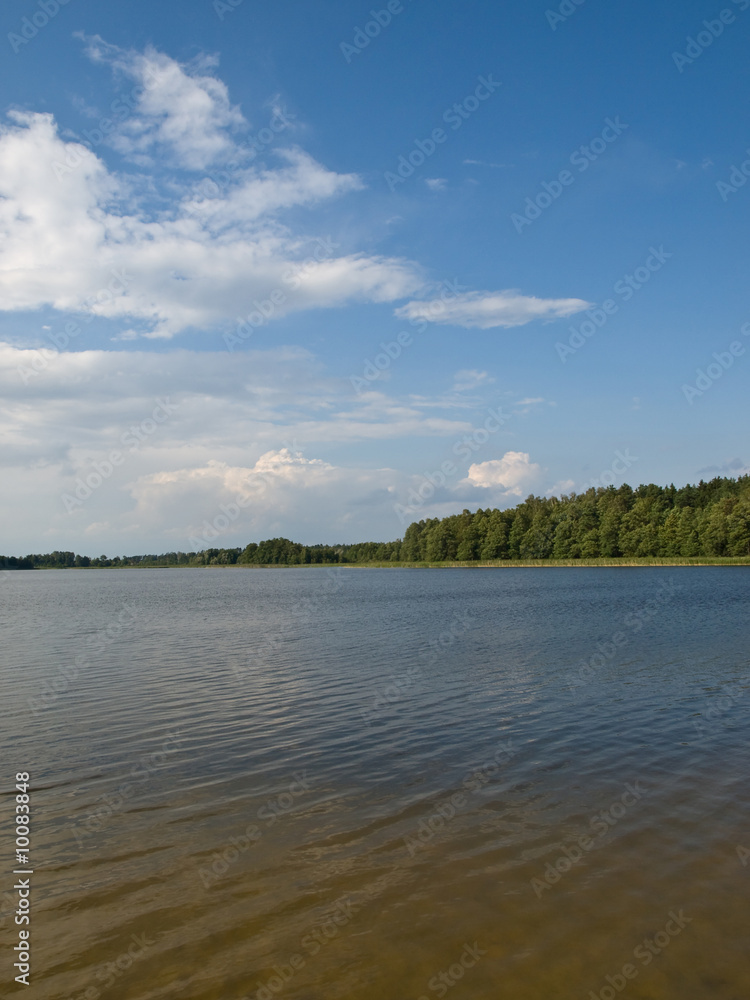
[{"xmin": 1, "ymin": 567, "xmax": 749, "ymax": 999}]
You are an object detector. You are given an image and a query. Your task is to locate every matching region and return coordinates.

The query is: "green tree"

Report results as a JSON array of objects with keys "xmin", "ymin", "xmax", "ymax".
[
  {"xmin": 727, "ymin": 497, "xmax": 750, "ymax": 555},
  {"xmin": 480, "ymin": 510, "xmax": 509, "ymax": 559},
  {"xmin": 520, "ymin": 508, "xmax": 555, "ymax": 559}
]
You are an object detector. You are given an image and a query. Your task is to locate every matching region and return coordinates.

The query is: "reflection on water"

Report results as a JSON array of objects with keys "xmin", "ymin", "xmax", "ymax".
[{"xmin": 1, "ymin": 567, "xmax": 749, "ymax": 999}]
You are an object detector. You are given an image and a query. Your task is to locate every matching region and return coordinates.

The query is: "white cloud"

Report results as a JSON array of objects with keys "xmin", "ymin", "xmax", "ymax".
[
  {"xmin": 0, "ymin": 41, "xmax": 609, "ymax": 554},
  {"xmin": 546, "ymin": 479, "xmax": 576, "ymax": 497},
  {"xmin": 81, "ymin": 37, "xmax": 246, "ymax": 169},
  {"xmin": 396, "ymin": 290, "xmax": 592, "ymax": 330},
  {"xmin": 425, "ymin": 178, "xmax": 447, "ymax": 191},
  {"xmin": 130, "ymin": 449, "xmax": 402, "ymax": 547},
  {"xmin": 0, "ymin": 339, "xmax": 591, "ymax": 550},
  {"xmin": 0, "ymin": 340, "xmax": 573, "ymax": 550},
  {"xmin": 181, "ymin": 147, "xmax": 364, "ymax": 225},
  {"xmin": 461, "ymin": 451, "xmax": 542, "ymax": 496},
  {"xmin": 0, "ymin": 108, "xmax": 420, "ymax": 338},
  {"xmin": 0, "ymin": 341, "xmax": 484, "ymax": 549},
  {"xmin": 0, "ymin": 342, "xmax": 475, "ymax": 448},
  {"xmin": 0, "ymin": 43, "xmax": 590, "ymax": 343}
]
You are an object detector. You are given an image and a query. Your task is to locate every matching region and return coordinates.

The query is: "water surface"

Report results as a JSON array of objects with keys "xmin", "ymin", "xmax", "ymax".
[{"xmin": 2, "ymin": 567, "xmax": 749, "ymax": 999}]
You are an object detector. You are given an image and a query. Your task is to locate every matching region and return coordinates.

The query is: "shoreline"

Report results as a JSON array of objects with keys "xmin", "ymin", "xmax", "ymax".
[{"xmin": 13, "ymin": 557, "xmax": 750, "ymax": 571}]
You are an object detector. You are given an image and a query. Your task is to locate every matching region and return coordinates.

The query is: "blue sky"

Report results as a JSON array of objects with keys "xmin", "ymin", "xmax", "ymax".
[{"xmin": 0, "ymin": 0, "xmax": 748, "ymax": 553}]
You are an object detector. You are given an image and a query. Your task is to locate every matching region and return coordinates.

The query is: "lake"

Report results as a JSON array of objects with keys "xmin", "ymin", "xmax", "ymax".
[{"xmin": 2, "ymin": 567, "xmax": 749, "ymax": 999}]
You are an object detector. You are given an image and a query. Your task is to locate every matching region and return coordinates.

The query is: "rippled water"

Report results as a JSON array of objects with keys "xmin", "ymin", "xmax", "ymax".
[{"xmin": 2, "ymin": 567, "xmax": 749, "ymax": 999}]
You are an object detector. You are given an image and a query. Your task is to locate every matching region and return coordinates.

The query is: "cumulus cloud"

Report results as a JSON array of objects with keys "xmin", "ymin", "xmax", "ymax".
[
  {"xmin": 0, "ymin": 43, "xmax": 591, "ymax": 344},
  {"xmin": 81, "ymin": 36, "xmax": 246, "ymax": 169},
  {"xmin": 0, "ymin": 340, "xmax": 561, "ymax": 550},
  {"xmin": 0, "ymin": 51, "xmax": 420, "ymax": 338},
  {"xmin": 396, "ymin": 290, "xmax": 592, "ymax": 330},
  {"xmin": 130, "ymin": 449, "xmax": 402, "ymax": 547},
  {"xmin": 0, "ymin": 41, "xmax": 600, "ymax": 553},
  {"xmin": 0, "ymin": 341, "xmax": 486, "ymax": 549},
  {"xmin": 546, "ymin": 479, "xmax": 576, "ymax": 497},
  {"xmin": 461, "ymin": 451, "xmax": 542, "ymax": 496}
]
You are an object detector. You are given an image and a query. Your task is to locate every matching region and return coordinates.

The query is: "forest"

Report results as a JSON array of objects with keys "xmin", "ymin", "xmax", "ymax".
[{"xmin": 3, "ymin": 474, "xmax": 749, "ymax": 569}]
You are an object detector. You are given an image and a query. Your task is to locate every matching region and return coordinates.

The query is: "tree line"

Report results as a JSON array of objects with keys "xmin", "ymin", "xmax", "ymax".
[
  {"xmin": 398, "ymin": 474, "xmax": 750, "ymax": 561},
  {"xmin": 2, "ymin": 474, "xmax": 749, "ymax": 569}
]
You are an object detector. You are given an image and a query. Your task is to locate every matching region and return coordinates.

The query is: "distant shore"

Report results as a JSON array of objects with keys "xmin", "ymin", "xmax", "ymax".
[
  {"xmin": 14, "ymin": 556, "xmax": 750, "ymax": 570},
  {"xmin": 317, "ymin": 557, "xmax": 750, "ymax": 569},
  {"xmin": 6, "ymin": 474, "xmax": 750, "ymax": 570}
]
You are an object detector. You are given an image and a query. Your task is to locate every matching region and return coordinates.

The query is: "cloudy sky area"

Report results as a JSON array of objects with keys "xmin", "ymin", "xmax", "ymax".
[{"xmin": 0, "ymin": 0, "xmax": 748, "ymax": 554}]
